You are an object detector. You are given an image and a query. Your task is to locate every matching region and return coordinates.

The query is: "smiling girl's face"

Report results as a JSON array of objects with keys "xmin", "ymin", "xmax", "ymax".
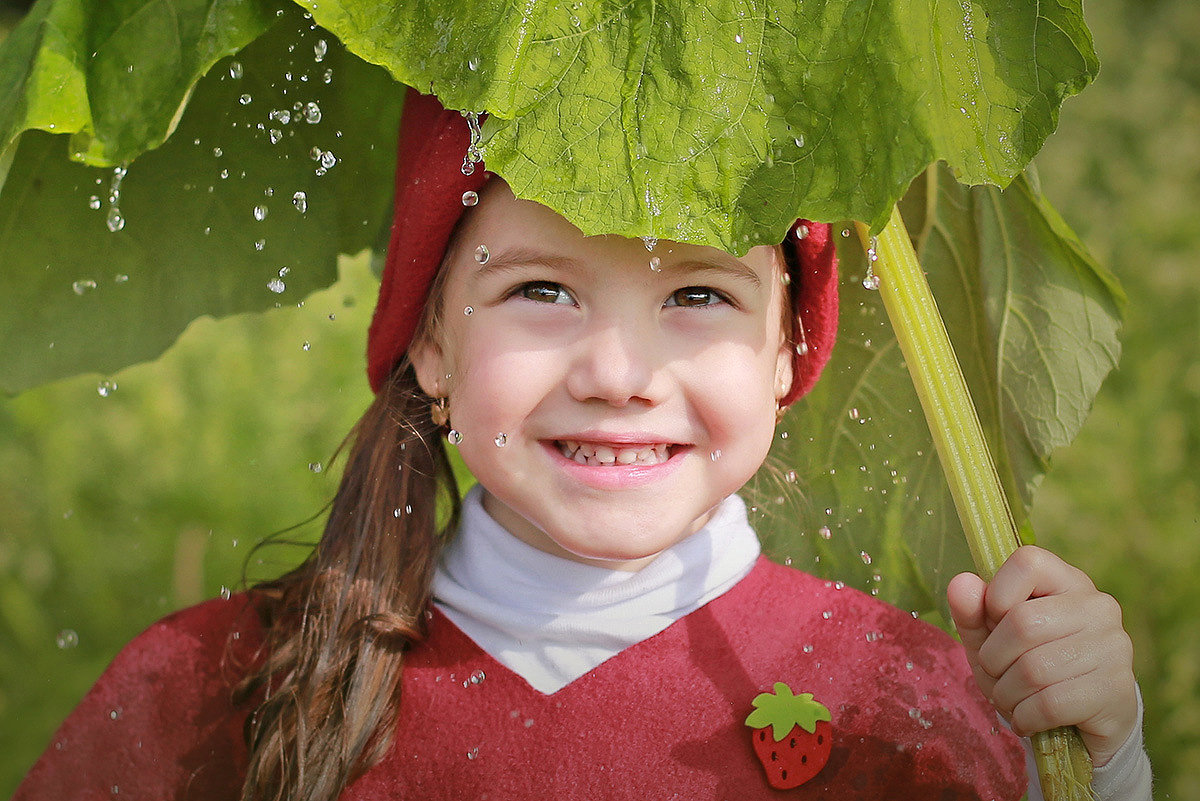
[{"xmin": 412, "ymin": 180, "xmax": 794, "ymax": 570}]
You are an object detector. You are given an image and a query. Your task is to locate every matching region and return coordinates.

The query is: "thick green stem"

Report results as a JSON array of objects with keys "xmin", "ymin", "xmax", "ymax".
[{"xmin": 855, "ymin": 207, "xmax": 1094, "ymax": 800}]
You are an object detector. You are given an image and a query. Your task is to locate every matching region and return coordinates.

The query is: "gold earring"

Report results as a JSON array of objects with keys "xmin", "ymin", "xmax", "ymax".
[{"xmin": 431, "ymin": 397, "xmax": 450, "ymax": 427}]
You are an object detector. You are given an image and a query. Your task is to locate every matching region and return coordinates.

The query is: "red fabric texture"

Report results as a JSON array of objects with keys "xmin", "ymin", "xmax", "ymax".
[
  {"xmin": 16, "ymin": 560, "xmax": 1025, "ymax": 800},
  {"xmin": 366, "ymin": 89, "xmax": 839, "ymax": 406}
]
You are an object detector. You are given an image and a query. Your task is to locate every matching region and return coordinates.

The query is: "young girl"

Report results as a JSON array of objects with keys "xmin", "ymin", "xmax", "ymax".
[{"xmin": 16, "ymin": 90, "xmax": 1150, "ymax": 800}]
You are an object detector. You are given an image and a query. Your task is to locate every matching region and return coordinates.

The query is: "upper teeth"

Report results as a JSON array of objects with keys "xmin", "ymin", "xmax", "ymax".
[{"xmin": 558, "ymin": 440, "xmax": 671, "ymax": 465}]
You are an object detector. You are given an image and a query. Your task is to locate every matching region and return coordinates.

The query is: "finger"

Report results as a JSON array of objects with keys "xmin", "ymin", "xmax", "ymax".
[
  {"xmin": 947, "ymin": 571, "xmax": 991, "ymax": 653},
  {"xmin": 983, "ymin": 546, "xmax": 1093, "ymax": 629},
  {"xmin": 986, "ymin": 632, "xmax": 1102, "ymax": 719},
  {"xmin": 976, "ymin": 593, "xmax": 1090, "ymax": 681}
]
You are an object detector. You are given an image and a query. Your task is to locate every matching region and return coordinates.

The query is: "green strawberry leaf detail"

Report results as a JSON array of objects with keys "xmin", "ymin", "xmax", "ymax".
[{"xmin": 745, "ymin": 682, "xmax": 832, "ymax": 741}]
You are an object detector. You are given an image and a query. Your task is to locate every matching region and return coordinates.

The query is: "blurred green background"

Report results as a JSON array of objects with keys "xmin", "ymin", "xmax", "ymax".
[{"xmin": 2, "ymin": 0, "xmax": 1197, "ymax": 797}]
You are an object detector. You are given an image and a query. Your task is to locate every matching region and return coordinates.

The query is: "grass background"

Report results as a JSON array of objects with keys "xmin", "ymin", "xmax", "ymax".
[{"xmin": 2, "ymin": 0, "xmax": 1197, "ymax": 797}]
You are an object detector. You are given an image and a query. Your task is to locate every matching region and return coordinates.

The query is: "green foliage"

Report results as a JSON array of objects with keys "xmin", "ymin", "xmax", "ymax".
[
  {"xmin": 0, "ymin": 5, "xmax": 402, "ymax": 393},
  {"xmin": 302, "ymin": 0, "xmax": 1097, "ymax": 240},
  {"xmin": 745, "ymin": 683, "xmax": 831, "ymax": 739},
  {"xmin": 753, "ymin": 165, "xmax": 1123, "ymax": 621}
]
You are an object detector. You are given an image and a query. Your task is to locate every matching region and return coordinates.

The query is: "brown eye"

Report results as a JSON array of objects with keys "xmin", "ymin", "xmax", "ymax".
[
  {"xmin": 666, "ymin": 287, "xmax": 724, "ymax": 307},
  {"xmin": 518, "ymin": 281, "xmax": 574, "ymax": 304}
]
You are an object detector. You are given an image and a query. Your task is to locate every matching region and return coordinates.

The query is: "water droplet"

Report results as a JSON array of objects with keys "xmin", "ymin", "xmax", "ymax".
[
  {"xmin": 494, "ymin": 433, "xmax": 507, "ymax": 447},
  {"xmin": 821, "ymin": 610, "xmax": 832, "ymax": 620},
  {"xmin": 735, "ymin": 33, "xmax": 743, "ymax": 43},
  {"xmin": 848, "ymin": 408, "xmax": 860, "ymax": 421},
  {"xmin": 448, "ymin": 429, "xmax": 463, "ymax": 446},
  {"xmin": 474, "ymin": 244, "xmax": 490, "ymax": 264},
  {"xmin": 88, "ymin": 196, "xmax": 102, "ymax": 210},
  {"xmin": 641, "ymin": 235, "xmax": 658, "ymax": 251},
  {"xmin": 229, "ymin": 61, "xmax": 244, "ymax": 79},
  {"xmin": 467, "ymin": 56, "xmax": 479, "ymax": 71},
  {"xmin": 308, "ymin": 461, "xmax": 322, "ymax": 472},
  {"xmin": 467, "ymin": 747, "xmax": 479, "ymax": 760},
  {"xmin": 319, "ymin": 150, "xmax": 337, "ymax": 170},
  {"xmin": 106, "ymin": 209, "xmax": 125, "ymax": 232},
  {"xmin": 302, "ymin": 341, "xmax": 311, "ymax": 351},
  {"xmin": 271, "ymin": 109, "xmax": 292, "ymax": 125},
  {"xmin": 709, "ymin": 449, "xmax": 722, "ymax": 461},
  {"xmin": 269, "ymin": 128, "xmax": 283, "ymax": 145},
  {"xmin": 840, "ymin": 228, "xmax": 851, "ymax": 238},
  {"xmin": 794, "ymin": 135, "xmax": 805, "ymax": 148},
  {"xmin": 859, "ymin": 550, "xmax": 873, "ymax": 565},
  {"xmin": 818, "ymin": 526, "xmax": 831, "ymax": 540},
  {"xmin": 239, "ymin": 93, "xmax": 252, "ymax": 105},
  {"xmin": 905, "ymin": 661, "xmax": 914, "ymax": 671},
  {"xmin": 253, "ymin": 205, "xmax": 268, "ymax": 221},
  {"xmin": 303, "ymin": 102, "xmax": 322, "ymax": 124},
  {"xmin": 794, "ymin": 341, "xmax": 809, "ymax": 356},
  {"xmin": 866, "ymin": 631, "xmax": 879, "ymax": 642},
  {"xmin": 292, "ymin": 191, "xmax": 308, "ymax": 213},
  {"xmin": 219, "ymin": 586, "xmax": 232, "ymax": 600},
  {"xmin": 111, "ymin": 786, "xmax": 119, "ymax": 796},
  {"xmin": 649, "ymin": 256, "xmax": 661, "ymax": 271},
  {"xmin": 784, "ymin": 470, "xmax": 797, "ymax": 483},
  {"xmin": 461, "ymin": 190, "xmax": 479, "ymax": 206},
  {"xmin": 461, "ymin": 111, "xmax": 483, "ymax": 175},
  {"xmin": 314, "ymin": 39, "xmax": 328, "ymax": 61},
  {"xmin": 833, "ymin": 580, "xmax": 845, "ymax": 590},
  {"xmin": 463, "ymin": 306, "xmax": 474, "ymax": 316},
  {"xmin": 109, "ymin": 707, "xmax": 122, "ymax": 720},
  {"xmin": 267, "ymin": 278, "xmax": 286, "ymax": 293},
  {"xmin": 56, "ymin": 629, "xmax": 79, "ymax": 649},
  {"xmin": 97, "ymin": 380, "xmax": 117, "ymax": 397},
  {"xmin": 255, "ymin": 239, "xmax": 266, "ymax": 251},
  {"xmin": 72, "ymin": 279, "xmax": 97, "ymax": 295},
  {"xmin": 802, "ymin": 643, "xmax": 814, "ymax": 653},
  {"xmin": 862, "ymin": 272, "xmax": 881, "ymax": 291},
  {"xmin": 469, "ymin": 669, "xmax": 486, "ymax": 684}
]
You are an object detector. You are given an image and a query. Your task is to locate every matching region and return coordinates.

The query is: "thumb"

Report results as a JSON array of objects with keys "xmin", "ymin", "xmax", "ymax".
[{"xmin": 947, "ymin": 571, "xmax": 990, "ymax": 657}]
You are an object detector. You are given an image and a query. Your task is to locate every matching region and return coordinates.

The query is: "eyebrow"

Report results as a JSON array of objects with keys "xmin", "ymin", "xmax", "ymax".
[{"xmin": 475, "ymin": 246, "xmax": 762, "ymax": 289}]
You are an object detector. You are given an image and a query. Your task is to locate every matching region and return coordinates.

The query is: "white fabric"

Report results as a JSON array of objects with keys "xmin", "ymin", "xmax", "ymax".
[{"xmin": 432, "ymin": 485, "xmax": 761, "ymax": 694}]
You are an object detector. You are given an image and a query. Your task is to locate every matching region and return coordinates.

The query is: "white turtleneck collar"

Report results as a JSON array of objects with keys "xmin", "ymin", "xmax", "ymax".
[{"xmin": 431, "ymin": 484, "xmax": 761, "ymax": 694}]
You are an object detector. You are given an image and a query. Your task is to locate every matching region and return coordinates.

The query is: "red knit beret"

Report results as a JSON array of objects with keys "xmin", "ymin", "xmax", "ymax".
[{"xmin": 367, "ymin": 88, "xmax": 839, "ymax": 406}]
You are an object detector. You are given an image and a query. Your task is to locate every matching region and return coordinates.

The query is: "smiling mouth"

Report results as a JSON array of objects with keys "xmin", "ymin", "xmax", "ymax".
[{"xmin": 556, "ymin": 440, "xmax": 675, "ymax": 466}]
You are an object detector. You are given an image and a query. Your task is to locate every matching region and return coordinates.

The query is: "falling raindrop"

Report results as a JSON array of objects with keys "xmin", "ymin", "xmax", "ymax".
[
  {"xmin": 97, "ymin": 380, "xmax": 117, "ymax": 397},
  {"xmin": 269, "ymin": 128, "xmax": 283, "ymax": 145},
  {"xmin": 255, "ymin": 239, "xmax": 266, "ymax": 251},
  {"xmin": 848, "ymin": 407, "xmax": 860, "ymax": 421},
  {"xmin": 467, "ymin": 56, "xmax": 479, "ymax": 71},
  {"xmin": 462, "ymin": 190, "xmax": 479, "ymax": 206},
  {"xmin": 303, "ymin": 101, "xmax": 322, "ymax": 124},
  {"xmin": 72, "ymin": 280, "xmax": 97, "ymax": 295},
  {"xmin": 292, "ymin": 191, "xmax": 308, "ymax": 213},
  {"xmin": 466, "ymin": 747, "xmax": 479, "ymax": 760},
  {"xmin": 821, "ymin": 610, "xmax": 832, "ymax": 620},
  {"xmin": 267, "ymin": 278, "xmax": 286, "ymax": 293},
  {"xmin": 795, "ymin": 341, "xmax": 809, "ymax": 356},
  {"xmin": 784, "ymin": 470, "xmax": 797, "ymax": 483},
  {"xmin": 320, "ymin": 150, "xmax": 337, "ymax": 170},
  {"xmin": 841, "ymin": 228, "xmax": 851, "ymax": 238},
  {"xmin": 794, "ymin": 135, "xmax": 805, "ymax": 148},
  {"xmin": 271, "ymin": 109, "xmax": 292, "ymax": 125},
  {"xmin": 448, "ymin": 429, "xmax": 464, "ymax": 445},
  {"xmin": 322, "ymin": 68, "xmax": 333, "ymax": 84},
  {"xmin": 463, "ymin": 306, "xmax": 474, "ymax": 316},
  {"xmin": 641, "ymin": 235, "xmax": 658, "ymax": 251},
  {"xmin": 735, "ymin": 33, "xmax": 743, "ymax": 43},
  {"xmin": 239, "ymin": 93, "xmax": 252, "ymax": 105},
  {"xmin": 56, "ymin": 629, "xmax": 79, "ymax": 649},
  {"xmin": 314, "ymin": 39, "xmax": 328, "ymax": 61},
  {"xmin": 461, "ymin": 112, "xmax": 483, "ymax": 174},
  {"xmin": 88, "ymin": 196, "xmax": 102, "ymax": 210},
  {"xmin": 818, "ymin": 525, "xmax": 832, "ymax": 540},
  {"xmin": 709, "ymin": 449, "xmax": 722, "ymax": 461},
  {"xmin": 862, "ymin": 272, "xmax": 881, "ymax": 291},
  {"xmin": 302, "ymin": 341, "xmax": 311, "ymax": 351},
  {"xmin": 469, "ymin": 669, "xmax": 486, "ymax": 684},
  {"xmin": 229, "ymin": 61, "xmax": 244, "ymax": 79},
  {"xmin": 253, "ymin": 205, "xmax": 269, "ymax": 221},
  {"xmin": 308, "ymin": 462, "xmax": 322, "ymax": 472},
  {"xmin": 494, "ymin": 433, "xmax": 507, "ymax": 447},
  {"xmin": 474, "ymin": 244, "xmax": 490, "ymax": 264},
  {"xmin": 649, "ymin": 256, "xmax": 661, "ymax": 271},
  {"xmin": 106, "ymin": 209, "xmax": 125, "ymax": 232},
  {"xmin": 802, "ymin": 643, "xmax": 814, "ymax": 653},
  {"xmin": 220, "ymin": 586, "xmax": 232, "ymax": 600},
  {"xmin": 859, "ymin": 550, "xmax": 873, "ymax": 565}
]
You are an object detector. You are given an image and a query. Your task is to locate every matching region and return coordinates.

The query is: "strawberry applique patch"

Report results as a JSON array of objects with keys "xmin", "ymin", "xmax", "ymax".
[{"xmin": 745, "ymin": 682, "xmax": 833, "ymax": 789}]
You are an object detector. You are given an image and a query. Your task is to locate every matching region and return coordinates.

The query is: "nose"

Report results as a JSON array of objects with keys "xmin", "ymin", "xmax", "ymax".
[{"xmin": 565, "ymin": 320, "xmax": 663, "ymax": 407}]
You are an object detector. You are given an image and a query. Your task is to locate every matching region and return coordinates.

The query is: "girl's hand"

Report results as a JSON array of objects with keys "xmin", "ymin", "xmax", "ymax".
[{"xmin": 946, "ymin": 545, "xmax": 1138, "ymax": 767}]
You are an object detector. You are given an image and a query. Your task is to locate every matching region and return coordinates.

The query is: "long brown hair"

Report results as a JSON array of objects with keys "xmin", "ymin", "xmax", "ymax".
[{"xmin": 235, "ymin": 359, "xmax": 460, "ymax": 801}]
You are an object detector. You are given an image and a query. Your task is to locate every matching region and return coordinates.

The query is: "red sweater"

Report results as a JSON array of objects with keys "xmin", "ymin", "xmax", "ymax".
[{"xmin": 16, "ymin": 558, "xmax": 1026, "ymax": 799}]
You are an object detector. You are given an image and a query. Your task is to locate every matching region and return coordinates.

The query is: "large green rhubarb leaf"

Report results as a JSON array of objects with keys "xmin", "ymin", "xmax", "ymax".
[
  {"xmin": 753, "ymin": 163, "xmax": 1123, "ymax": 622},
  {"xmin": 298, "ymin": 0, "xmax": 1098, "ymax": 247},
  {"xmin": 0, "ymin": 6, "xmax": 402, "ymax": 393}
]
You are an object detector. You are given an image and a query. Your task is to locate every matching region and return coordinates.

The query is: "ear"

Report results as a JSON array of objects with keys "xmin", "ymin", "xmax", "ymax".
[
  {"xmin": 409, "ymin": 333, "xmax": 449, "ymax": 398},
  {"xmin": 774, "ymin": 340, "xmax": 794, "ymax": 405}
]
